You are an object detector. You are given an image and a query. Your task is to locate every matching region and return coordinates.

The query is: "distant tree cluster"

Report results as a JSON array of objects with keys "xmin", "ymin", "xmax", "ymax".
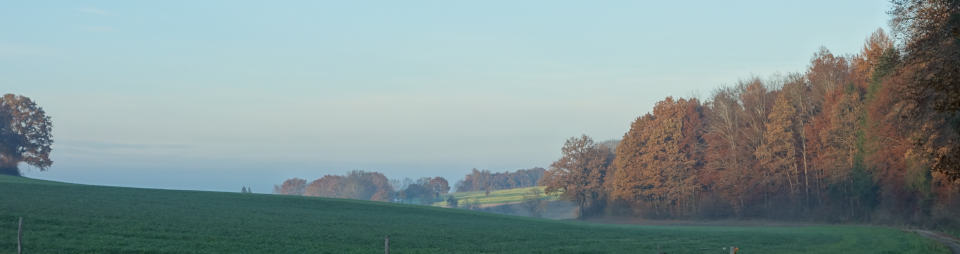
[
  {"xmin": 395, "ymin": 176, "xmax": 450, "ymax": 204},
  {"xmin": 273, "ymin": 171, "xmax": 449, "ymax": 204},
  {"xmin": 0, "ymin": 94, "xmax": 53, "ymax": 176},
  {"xmin": 454, "ymin": 168, "xmax": 546, "ymax": 193},
  {"xmin": 274, "ymin": 178, "xmax": 306, "ymax": 195},
  {"xmin": 546, "ymin": 2, "xmax": 960, "ymax": 226},
  {"xmin": 303, "ymin": 171, "xmax": 394, "ymax": 201}
]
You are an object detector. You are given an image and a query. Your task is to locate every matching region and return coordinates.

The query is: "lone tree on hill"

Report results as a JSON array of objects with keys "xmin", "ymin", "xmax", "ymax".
[{"xmin": 0, "ymin": 94, "xmax": 53, "ymax": 176}]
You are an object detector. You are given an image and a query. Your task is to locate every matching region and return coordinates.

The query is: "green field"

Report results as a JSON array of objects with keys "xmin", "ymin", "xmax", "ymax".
[
  {"xmin": 432, "ymin": 186, "xmax": 561, "ymax": 207},
  {"xmin": 0, "ymin": 175, "xmax": 950, "ymax": 253}
]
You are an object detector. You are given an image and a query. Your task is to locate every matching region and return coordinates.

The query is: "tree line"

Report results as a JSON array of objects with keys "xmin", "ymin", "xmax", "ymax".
[
  {"xmin": 274, "ymin": 170, "xmax": 451, "ymax": 204},
  {"xmin": 274, "ymin": 167, "xmax": 548, "ymax": 204},
  {"xmin": 454, "ymin": 167, "xmax": 546, "ymax": 193},
  {"xmin": 391, "ymin": 176, "xmax": 451, "ymax": 204},
  {"xmin": 544, "ymin": 1, "xmax": 959, "ymax": 227}
]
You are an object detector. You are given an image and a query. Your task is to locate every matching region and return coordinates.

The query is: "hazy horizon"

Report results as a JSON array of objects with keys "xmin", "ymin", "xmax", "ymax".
[{"xmin": 2, "ymin": 0, "xmax": 891, "ymax": 192}]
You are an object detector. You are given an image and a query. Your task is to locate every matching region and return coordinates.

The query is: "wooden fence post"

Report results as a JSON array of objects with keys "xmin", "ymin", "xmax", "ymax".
[
  {"xmin": 384, "ymin": 235, "xmax": 389, "ymax": 254},
  {"xmin": 18, "ymin": 217, "xmax": 23, "ymax": 254}
]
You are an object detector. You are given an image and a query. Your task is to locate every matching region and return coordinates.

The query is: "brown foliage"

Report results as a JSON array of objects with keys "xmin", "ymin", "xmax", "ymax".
[
  {"xmin": 303, "ymin": 170, "xmax": 394, "ymax": 201},
  {"xmin": 891, "ymin": 0, "xmax": 960, "ymax": 181},
  {"xmin": 274, "ymin": 178, "xmax": 307, "ymax": 195},
  {"xmin": 611, "ymin": 97, "xmax": 705, "ymax": 217},
  {"xmin": 550, "ymin": 3, "xmax": 959, "ymax": 225},
  {"xmin": 544, "ymin": 135, "xmax": 613, "ymax": 218},
  {"xmin": 756, "ymin": 93, "xmax": 801, "ymax": 199},
  {"xmin": 702, "ymin": 87, "xmax": 751, "ymax": 215},
  {"xmin": 0, "ymin": 94, "xmax": 54, "ymax": 176},
  {"xmin": 427, "ymin": 177, "xmax": 451, "ymax": 196}
]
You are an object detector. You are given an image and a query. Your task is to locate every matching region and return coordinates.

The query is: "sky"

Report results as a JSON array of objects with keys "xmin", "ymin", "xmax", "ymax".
[{"xmin": 1, "ymin": 1, "xmax": 892, "ymax": 193}]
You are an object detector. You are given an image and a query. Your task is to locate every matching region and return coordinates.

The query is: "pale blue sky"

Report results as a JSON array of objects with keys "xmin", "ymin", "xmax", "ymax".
[{"xmin": 1, "ymin": 1, "xmax": 891, "ymax": 192}]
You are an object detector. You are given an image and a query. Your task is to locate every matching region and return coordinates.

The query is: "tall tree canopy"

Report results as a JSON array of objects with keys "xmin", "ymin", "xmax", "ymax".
[
  {"xmin": 891, "ymin": 0, "xmax": 960, "ymax": 180},
  {"xmin": 756, "ymin": 93, "xmax": 800, "ymax": 199},
  {"xmin": 544, "ymin": 135, "xmax": 614, "ymax": 218},
  {"xmin": 0, "ymin": 94, "xmax": 53, "ymax": 176},
  {"xmin": 611, "ymin": 97, "xmax": 705, "ymax": 217},
  {"xmin": 523, "ymin": 3, "xmax": 959, "ymax": 226}
]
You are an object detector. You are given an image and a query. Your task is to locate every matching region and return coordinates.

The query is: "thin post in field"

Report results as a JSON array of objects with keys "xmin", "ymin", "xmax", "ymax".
[
  {"xmin": 384, "ymin": 235, "xmax": 390, "ymax": 254},
  {"xmin": 17, "ymin": 217, "xmax": 23, "ymax": 254}
]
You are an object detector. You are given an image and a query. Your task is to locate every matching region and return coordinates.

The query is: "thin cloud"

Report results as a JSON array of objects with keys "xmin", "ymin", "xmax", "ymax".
[{"xmin": 77, "ymin": 7, "xmax": 108, "ymax": 15}]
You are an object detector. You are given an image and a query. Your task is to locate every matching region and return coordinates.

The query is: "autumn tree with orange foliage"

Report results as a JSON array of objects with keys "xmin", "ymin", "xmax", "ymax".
[
  {"xmin": 610, "ymin": 97, "xmax": 705, "ymax": 217},
  {"xmin": 702, "ymin": 87, "xmax": 751, "ymax": 216},
  {"xmin": 544, "ymin": 135, "xmax": 614, "ymax": 218},
  {"xmin": 891, "ymin": 0, "xmax": 960, "ymax": 187},
  {"xmin": 559, "ymin": 19, "xmax": 956, "ymax": 225},
  {"xmin": 273, "ymin": 178, "xmax": 307, "ymax": 195},
  {"xmin": 756, "ymin": 93, "xmax": 801, "ymax": 204},
  {"xmin": 301, "ymin": 171, "xmax": 394, "ymax": 201}
]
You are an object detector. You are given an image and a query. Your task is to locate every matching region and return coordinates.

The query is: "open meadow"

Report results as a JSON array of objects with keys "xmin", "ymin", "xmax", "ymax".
[
  {"xmin": 431, "ymin": 186, "xmax": 560, "ymax": 207},
  {"xmin": 0, "ymin": 175, "xmax": 950, "ymax": 253}
]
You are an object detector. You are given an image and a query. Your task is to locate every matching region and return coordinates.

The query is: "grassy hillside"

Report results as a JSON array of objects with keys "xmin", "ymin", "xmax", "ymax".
[
  {"xmin": 0, "ymin": 175, "xmax": 949, "ymax": 253},
  {"xmin": 432, "ymin": 186, "xmax": 560, "ymax": 207}
]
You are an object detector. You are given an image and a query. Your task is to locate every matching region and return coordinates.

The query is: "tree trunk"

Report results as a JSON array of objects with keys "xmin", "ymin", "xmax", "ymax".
[
  {"xmin": 0, "ymin": 157, "xmax": 19, "ymax": 176},
  {"xmin": 18, "ymin": 217, "xmax": 23, "ymax": 254},
  {"xmin": 797, "ymin": 83, "xmax": 811, "ymax": 210}
]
